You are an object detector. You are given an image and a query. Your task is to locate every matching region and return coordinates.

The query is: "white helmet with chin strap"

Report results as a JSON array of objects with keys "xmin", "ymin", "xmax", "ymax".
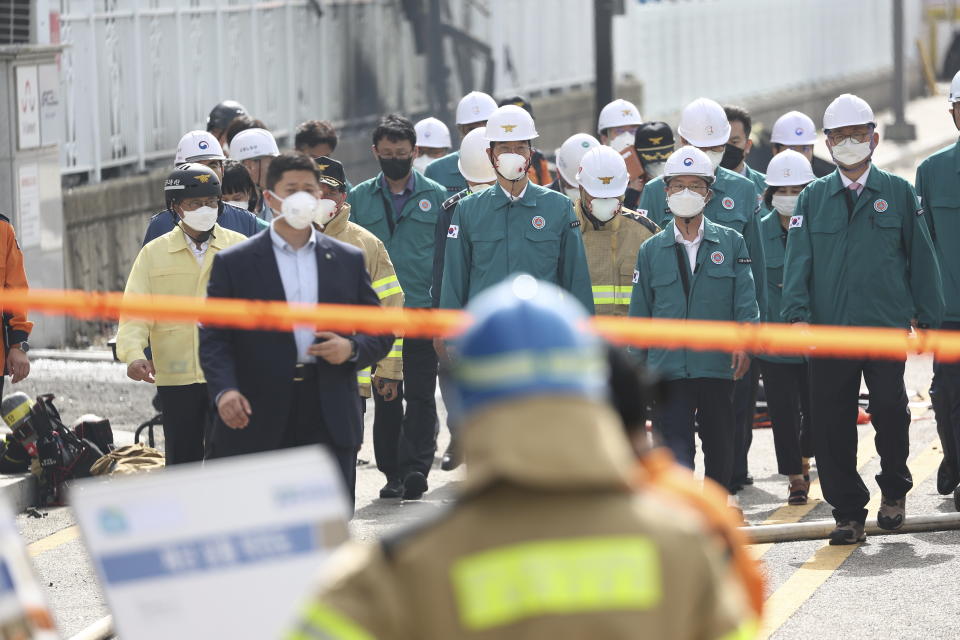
[
  {"xmin": 456, "ymin": 91, "xmax": 498, "ymax": 125},
  {"xmin": 664, "ymin": 146, "xmax": 715, "ymax": 183},
  {"xmin": 484, "ymin": 105, "xmax": 539, "ymax": 142},
  {"xmin": 458, "ymin": 127, "xmax": 496, "ymax": 184},
  {"xmin": 823, "ymin": 94, "xmax": 875, "ymax": 131},
  {"xmin": 556, "ymin": 133, "xmax": 601, "ymax": 187},
  {"xmin": 577, "ymin": 146, "xmax": 629, "ymax": 198},
  {"xmin": 765, "ymin": 150, "xmax": 816, "ymax": 187},
  {"xmin": 677, "ymin": 98, "xmax": 731, "ymax": 147}
]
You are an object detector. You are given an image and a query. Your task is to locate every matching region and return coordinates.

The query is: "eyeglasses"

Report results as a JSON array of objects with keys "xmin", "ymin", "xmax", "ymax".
[
  {"xmin": 826, "ymin": 131, "xmax": 872, "ymax": 145},
  {"xmin": 666, "ymin": 184, "xmax": 709, "ymax": 195},
  {"xmin": 377, "ymin": 152, "xmax": 413, "ymax": 161}
]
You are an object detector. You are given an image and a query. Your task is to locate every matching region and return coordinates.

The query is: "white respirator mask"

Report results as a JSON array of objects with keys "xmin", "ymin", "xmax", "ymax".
[
  {"xmin": 223, "ymin": 200, "xmax": 250, "ymax": 211},
  {"xmin": 589, "ymin": 197, "xmax": 620, "ymax": 222},
  {"xmin": 608, "ymin": 132, "xmax": 634, "ymax": 153},
  {"xmin": 830, "ymin": 138, "xmax": 872, "ymax": 167},
  {"xmin": 644, "ymin": 162, "xmax": 666, "ymax": 179},
  {"xmin": 564, "ymin": 186, "xmax": 581, "ymax": 201},
  {"xmin": 181, "ymin": 205, "xmax": 218, "ymax": 232},
  {"xmin": 495, "ymin": 153, "xmax": 528, "ymax": 180},
  {"xmin": 412, "ymin": 155, "xmax": 433, "ymax": 173},
  {"xmin": 772, "ymin": 194, "xmax": 799, "ymax": 216},
  {"xmin": 667, "ymin": 189, "xmax": 707, "ymax": 218},
  {"xmin": 313, "ymin": 198, "xmax": 340, "ymax": 227},
  {"xmin": 277, "ymin": 191, "xmax": 319, "ymax": 230},
  {"xmin": 704, "ymin": 150, "xmax": 724, "ymax": 170}
]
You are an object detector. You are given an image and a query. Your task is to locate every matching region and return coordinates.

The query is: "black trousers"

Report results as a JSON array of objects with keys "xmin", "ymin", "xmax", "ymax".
[
  {"xmin": 282, "ymin": 375, "xmax": 357, "ymax": 510},
  {"xmin": 759, "ymin": 359, "xmax": 814, "ymax": 476},
  {"xmin": 931, "ymin": 320, "xmax": 960, "ymax": 476},
  {"xmin": 372, "ymin": 337, "xmax": 439, "ymax": 480},
  {"xmin": 156, "ymin": 383, "xmax": 209, "ymax": 465},
  {"xmin": 655, "ymin": 378, "xmax": 736, "ymax": 491},
  {"xmin": 809, "ymin": 357, "xmax": 912, "ymax": 524},
  {"xmin": 731, "ymin": 362, "xmax": 760, "ymax": 483}
]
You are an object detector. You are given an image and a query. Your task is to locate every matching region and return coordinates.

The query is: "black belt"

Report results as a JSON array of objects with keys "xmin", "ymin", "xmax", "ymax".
[{"xmin": 293, "ymin": 363, "xmax": 318, "ymax": 382}]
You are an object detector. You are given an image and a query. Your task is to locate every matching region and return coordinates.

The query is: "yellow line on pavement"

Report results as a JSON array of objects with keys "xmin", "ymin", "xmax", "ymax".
[
  {"xmin": 27, "ymin": 525, "xmax": 80, "ymax": 557},
  {"xmin": 757, "ymin": 436, "xmax": 942, "ymax": 639}
]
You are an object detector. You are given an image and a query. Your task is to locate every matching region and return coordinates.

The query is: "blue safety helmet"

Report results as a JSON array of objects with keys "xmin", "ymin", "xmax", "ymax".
[{"xmin": 454, "ymin": 274, "xmax": 608, "ymax": 415}]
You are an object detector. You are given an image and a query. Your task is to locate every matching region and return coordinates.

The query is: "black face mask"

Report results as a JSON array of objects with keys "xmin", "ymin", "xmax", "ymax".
[
  {"xmin": 720, "ymin": 143, "xmax": 745, "ymax": 170},
  {"xmin": 379, "ymin": 156, "xmax": 413, "ymax": 181}
]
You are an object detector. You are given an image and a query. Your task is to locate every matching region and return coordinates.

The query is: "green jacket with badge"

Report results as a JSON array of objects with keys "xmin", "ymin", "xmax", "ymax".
[
  {"xmin": 915, "ymin": 141, "xmax": 960, "ymax": 322},
  {"xmin": 347, "ymin": 171, "xmax": 448, "ymax": 309},
  {"xmin": 744, "ymin": 164, "xmax": 769, "ymax": 216},
  {"xmin": 425, "ymin": 151, "xmax": 467, "ymax": 195},
  {"xmin": 440, "ymin": 183, "xmax": 594, "ymax": 313},
  {"xmin": 781, "ymin": 166, "xmax": 943, "ymax": 328},
  {"xmin": 757, "ymin": 210, "xmax": 801, "ymax": 364},
  {"xmin": 639, "ymin": 167, "xmax": 767, "ymax": 318},
  {"xmin": 628, "ymin": 218, "xmax": 760, "ymax": 381}
]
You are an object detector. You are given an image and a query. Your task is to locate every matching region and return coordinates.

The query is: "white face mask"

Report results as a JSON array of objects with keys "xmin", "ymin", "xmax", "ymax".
[
  {"xmin": 470, "ymin": 182, "xmax": 494, "ymax": 193},
  {"xmin": 413, "ymin": 155, "xmax": 433, "ymax": 173},
  {"xmin": 589, "ymin": 197, "xmax": 620, "ymax": 222},
  {"xmin": 313, "ymin": 198, "xmax": 339, "ymax": 227},
  {"xmin": 181, "ymin": 205, "xmax": 218, "ymax": 232},
  {"xmin": 608, "ymin": 132, "xmax": 634, "ymax": 153},
  {"xmin": 830, "ymin": 138, "xmax": 872, "ymax": 166},
  {"xmin": 644, "ymin": 162, "xmax": 665, "ymax": 179},
  {"xmin": 667, "ymin": 189, "xmax": 707, "ymax": 218},
  {"xmin": 772, "ymin": 194, "xmax": 799, "ymax": 216},
  {"xmin": 705, "ymin": 150, "xmax": 724, "ymax": 170},
  {"xmin": 223, "ymin": 199, "xmax": 250, "ymax": 211},
  {"xmin": 495, "ymin": 153, "xmax": 528, "ymax": 180},
  {"xmin": 564, "ymin": 186, "xmax": 581, "ymax": 201},
  {"xmin": 277, "ymin": 191, "xmax": 319, "ymax": 230}
]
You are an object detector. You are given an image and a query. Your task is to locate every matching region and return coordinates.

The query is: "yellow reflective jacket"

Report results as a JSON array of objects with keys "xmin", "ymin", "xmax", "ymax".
[
  {"xmin": 575, "ymin": 200, "xmax": 660, "ymax": 316},
  {"xmin": 289, "ymin": 397, "xmax": 757, "ymax": 640},
  {"xmin": 322, "ymin": 204, "xmax": 404, "ymax": 397},
  {"xmin": 116, "ymin": 224, "xmax": 247, "ymax": 386}
]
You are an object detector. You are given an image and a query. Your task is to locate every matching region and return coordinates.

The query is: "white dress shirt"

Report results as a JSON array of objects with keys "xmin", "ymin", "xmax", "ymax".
[
  {"xmin": 182, "ymin": 231, "xmax": 210, "ymax": 266},
  {"xmin": 839, "ymin": 165, "xmax": 871, "ymax": 197},
  {"xmin": 500, "ymin": 183, "xmax": 528, "ymax": 201},
  {"xmin": 270, "ymin": 221, "xmax": 319, "ymax": 363},
  {"xmin": 673, "ymin": 217, "xmax": 705, "ymax": 272}
]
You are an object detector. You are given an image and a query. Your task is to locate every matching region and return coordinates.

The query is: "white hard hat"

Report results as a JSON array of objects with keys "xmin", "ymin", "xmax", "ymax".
[
  {"xmin": 175, "ymin": 130, "xmax": 225, "ymax": 164},
  {"xmin": 663, "ymin": 146, "xmax": 715, "ymax": 183},
  {"xmin": 577, "ymin": 146, "xmax": 629, "ymax": 198},
  {"xmin": 823, "ymin": 94, "xmax": 875, "ymax": 131},
  {"xmin": 231, "ymin": 128, "xmax": 280, "ymax": 160},
  {"xmin": 950, "ymin": 70, "xmax": 960, "ymax": 102},
  {"xmin": 484, "ymin": 105, "xmax": 539, "ymax": 142},
  {"xmin": 770, "ymin": 111, "xmax": 817, "ymax": 146},
  {"xmin": 677, "ymin": 98, "xmax": 731, "ymax": 147},
  {"xmin": 456, "ymin": 91, "xmax": 499, "ymax": 125},
  {"xmin": 457, "ymin": 127, "xmax": 496, "ymax": 184},
  {"xmin": 597, "ymin": 98, "xmax": 643, "ymax": 133},
  {"xmin": 555, "ymin": 133, "xmax": 601, "ymax": 186},
  {"xmin": 765, "ymin": 149, "xmax": 816, "ymax": 187},
  {"xmin": 415, "ymin": 117, "xmax": 452, "ymax": 148}
]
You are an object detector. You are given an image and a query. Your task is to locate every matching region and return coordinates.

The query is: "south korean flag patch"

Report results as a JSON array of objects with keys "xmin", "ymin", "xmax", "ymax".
[
  {"xmin": 789, "ymin": 215, "xmax": 803, "ymax": 229},
  {"xmin": 632, "ymin": 269, "xmax": 640, "ymax": 284},
  {"xmin": 447, "ymin": 225, "xmax": 459, "ymax": 239}
]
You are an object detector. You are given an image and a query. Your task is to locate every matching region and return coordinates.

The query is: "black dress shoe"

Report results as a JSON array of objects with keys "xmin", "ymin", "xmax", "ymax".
[
  {"xmin": 937, "ymin": 457, "xmax": 959, "ymax": 495},
  {"xmin": 441, "ymin": 442, "xmax": 462, "ymax": 471},
  {"xmin": 403, "ymin": 472, "xmax": 428, "ymax": 500},
  {"xmin": 379, "ymin": 478, "xmax": 403, "ymax": 499}
]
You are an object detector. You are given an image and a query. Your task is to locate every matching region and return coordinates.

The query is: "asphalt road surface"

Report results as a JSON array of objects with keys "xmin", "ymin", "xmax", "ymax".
[{"xmin": 6, "ymin": 354, "xmax": 959, "ymax": 638}]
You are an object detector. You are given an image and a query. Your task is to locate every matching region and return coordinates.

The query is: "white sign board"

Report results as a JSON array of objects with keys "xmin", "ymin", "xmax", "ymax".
[
  {"xmin": 37, "ymin": 64, "xmax": 61, "ymax": 148},
  {"xmin": 17, "ymin": 166, "xmax": 41, "ymax": 249},
  {"xmin": 0, "ymin": 500, "xmax": 59, "ymax": 639},
  {"xmin": 71, "ymin": 447, "xmax": 350, "ymax": 640},
  {"xmin": 15, "ymin": 66, "xmax": 40, "ymax": 150}
]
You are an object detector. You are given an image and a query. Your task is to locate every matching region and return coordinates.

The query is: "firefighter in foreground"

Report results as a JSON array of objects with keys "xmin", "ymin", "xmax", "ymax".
[
  {"xmin": 574, "ymin": 145, "xmax": 659, "ymax": 315},
  {"xmin": 289, "ymin": 275, "xmax": 757, "ymax": 640}
]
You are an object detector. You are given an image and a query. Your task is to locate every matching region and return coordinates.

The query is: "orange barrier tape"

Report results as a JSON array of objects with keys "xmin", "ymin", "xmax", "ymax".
[{"xmin": 5, "ymin": 288, "xmax": 960, "ymax": 361}]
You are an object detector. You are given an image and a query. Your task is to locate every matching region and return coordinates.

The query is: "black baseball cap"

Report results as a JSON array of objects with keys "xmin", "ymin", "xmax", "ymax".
[
  {"xmin": 634, "ymin": 121, "xmax": 675, "ymax": 164},
  {"xmin": 314, "ymin": 156, "xmax": 347, "ymax": 192}
]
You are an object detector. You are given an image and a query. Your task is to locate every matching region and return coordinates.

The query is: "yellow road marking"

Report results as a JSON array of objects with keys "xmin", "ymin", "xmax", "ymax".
[
  {"xmin": 27, "ymin": 525, "xmax": 80, "ymax": 557},
  {"xmin": 757, "ymin": 436, "xmax": 942, "ymax": 639}
]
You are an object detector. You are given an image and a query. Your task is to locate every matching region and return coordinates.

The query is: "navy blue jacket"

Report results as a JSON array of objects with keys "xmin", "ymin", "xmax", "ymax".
[
  {"xmin": 142, "ymin": 203, "xmax": 266, "ymax": 246},
  {"xmin": 199, "ymin": 230, "xmax": 393, "ymax": 456}
]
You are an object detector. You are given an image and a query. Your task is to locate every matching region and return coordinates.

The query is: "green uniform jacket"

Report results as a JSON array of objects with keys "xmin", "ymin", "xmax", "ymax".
[
  {"xmin": 915, "ymin": 140, "xmax": 960, "ymax": 322},
  {"xmin": 638, "ymin": 167, "xmax": 767, "ymax": 319},
  {"xmin": 757, "ymin": 210, "xmax": 802, "ymax": 364},
  {"xmin": 744, "ymin": 164, "xmax": 769, "ymax": 216},
  {"xmin": 347, "ymin": 172, "xmax": 448, "ymax": 308},
  {"xmin": 425, "ymin": 151, "xmax": 467, "ymax": 195},
  {"xmin": 440, "ymin": 183, "xmax": 595, "ymax": 313},
  {"xmin": 781, "ymin": 166, "xmax": 944, "ymax": 328},
  {"xmin": 628, "ymin": 218, "xmax": 759, "ymax": 381}
]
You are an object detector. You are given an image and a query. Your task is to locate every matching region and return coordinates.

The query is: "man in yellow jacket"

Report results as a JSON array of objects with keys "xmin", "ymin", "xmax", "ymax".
[
  {"xmin": 574, "ymin": 145, "xmax": 659, "ymax": 315},
  {"xmin": 311, "ymin": 157, "xmax": 407, "ymax": 495},
  {"xmin": 116, "ymin": 164, "xmax": 247, "ymax": 464}
]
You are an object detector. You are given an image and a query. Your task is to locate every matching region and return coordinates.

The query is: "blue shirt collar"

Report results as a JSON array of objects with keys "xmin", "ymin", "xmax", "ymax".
[{"xmin": 269, "ymin": 219, "xmax": 317, "ymax": 253}]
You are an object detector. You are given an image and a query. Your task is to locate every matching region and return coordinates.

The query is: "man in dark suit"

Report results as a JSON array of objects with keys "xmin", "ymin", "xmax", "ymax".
[{"xmin": 200, "ymin": 153, "xmax": 393, "ymax": 507}]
